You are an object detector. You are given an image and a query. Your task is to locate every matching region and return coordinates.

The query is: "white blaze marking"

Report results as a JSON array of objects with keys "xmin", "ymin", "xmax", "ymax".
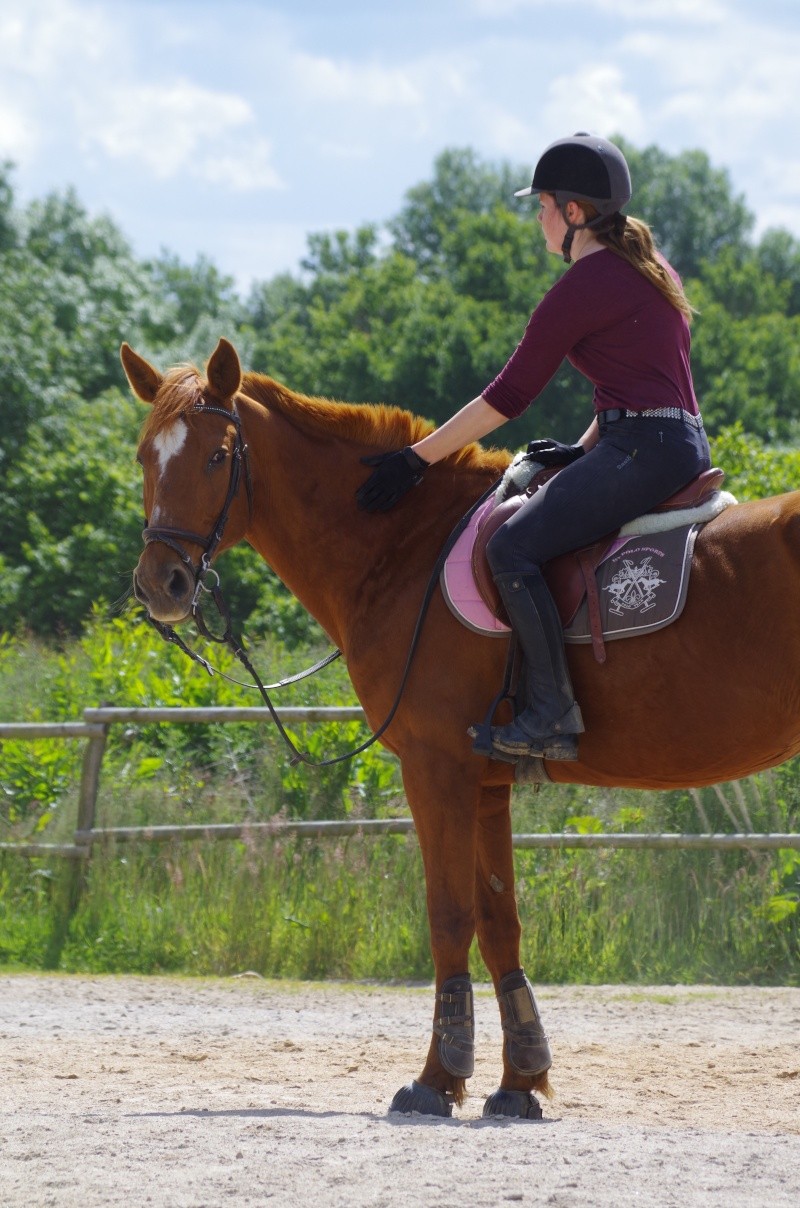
[{"xmin": 153, "ymin": 421, "xmax": 187, "ymax": 472}]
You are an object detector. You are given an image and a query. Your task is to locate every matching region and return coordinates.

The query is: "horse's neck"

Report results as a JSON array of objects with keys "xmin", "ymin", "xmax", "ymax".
[{"xmin": 241, "ymin": 398, "xmax": 456, "ymax": 648}]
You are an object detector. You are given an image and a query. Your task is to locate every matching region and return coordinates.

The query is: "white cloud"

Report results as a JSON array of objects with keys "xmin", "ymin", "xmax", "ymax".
[
  {"xmin": 470, "ymin": 0, "xmax": 726, "ymax": 19},
  {"xmin": 292, "ymin": 52, "xmax": 422, "ymax": 107},
  {"xmin": 3, "ymin": 0, "xmax": 800, "ymax": 285},
  {"xmin": 0, "ymin": 101, "xmax": 39, "ymax": 162},
  {"xmin": 0, "ymin": 0, "xmax": 114, "ymax": 168},
  {"xmin": 0, "ymin": 0, "xmax": 112, "ymax": 78},
  {"xmin": 478, "ymin": 106, "xmax": 532, "ymax": 157},
  {"xmin": 80, "ymin": 81, "xmax": 283, "ymax": 191},
  {"xmin": 542, "ymin": 65, "xmax": 645, "ymax": 144},
  {"xmin": 620, "ymin": 17, "xmax": 800, "ymax": 178}
]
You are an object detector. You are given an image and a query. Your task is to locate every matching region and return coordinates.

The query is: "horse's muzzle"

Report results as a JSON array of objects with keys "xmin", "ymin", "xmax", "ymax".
[{"xmin": 133, "ymin": 554, "xmax": 194, "ymax": 624}]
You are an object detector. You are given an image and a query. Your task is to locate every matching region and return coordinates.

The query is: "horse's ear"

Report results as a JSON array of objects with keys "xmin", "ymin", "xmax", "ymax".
[
  {"xmin": 120, "ymin": 343, "xmax": 162, "ymax": 405},
  {"xmin": 206, "ymin": 338, "xmax": 242, "ymax": 401}
]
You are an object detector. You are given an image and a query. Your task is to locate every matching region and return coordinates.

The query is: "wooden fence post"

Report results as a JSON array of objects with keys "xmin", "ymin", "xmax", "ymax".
[
  {"xmin": 75, "ymin": 724, "xmax": 109, "ymax": 839},
  {"xmin": 43, "ymin": 723, "xmax": 109, "ymax": 970}
]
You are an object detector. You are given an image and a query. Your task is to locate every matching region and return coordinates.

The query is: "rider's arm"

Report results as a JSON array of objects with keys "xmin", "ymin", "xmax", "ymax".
[
  {"xmin": 578, "ymin": 416, "xmax": 599, "ymax": 451},
  {"xmin": 411, "ymin": 396, "xmax": 508, "ymax": 465}
]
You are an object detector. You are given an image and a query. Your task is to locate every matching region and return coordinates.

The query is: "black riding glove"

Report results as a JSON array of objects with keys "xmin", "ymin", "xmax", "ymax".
[
  {"xmin": 356, "ymin": 447, "xmax": 430, "ymax": 513},
  {"xmin": 526, "ymin": 438, "xmax": 585, "ymax": 468}
]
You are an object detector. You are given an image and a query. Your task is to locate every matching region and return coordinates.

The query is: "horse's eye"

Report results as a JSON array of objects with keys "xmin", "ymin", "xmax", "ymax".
[{"xmin": 209, "ymin": 447, "xmax": 227, "ymax": 467}]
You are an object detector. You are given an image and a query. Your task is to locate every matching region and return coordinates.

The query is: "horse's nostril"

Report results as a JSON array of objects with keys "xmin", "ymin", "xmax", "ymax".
[{"xmin": 167, "ymin": 567, "xmax": 191, "ymax": 600}]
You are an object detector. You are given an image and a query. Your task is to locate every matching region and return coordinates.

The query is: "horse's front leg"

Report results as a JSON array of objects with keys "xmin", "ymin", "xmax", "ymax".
[
  {"xmin": 389, "ymin": 750, "xmax": 482, "ymax": 1118},
  {"xmin": 474, "ymin": 782, "xmax": 552, "ymax": 1120}
]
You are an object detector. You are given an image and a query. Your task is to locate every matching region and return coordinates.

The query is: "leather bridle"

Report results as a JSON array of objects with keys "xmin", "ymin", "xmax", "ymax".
[
  {"xmin": 142, "ymin": 399, "xmax": 253, "ymax": 642},
  {"xmin": 138, "ymin": 396, "xmax": 501, "ymax": 768}
]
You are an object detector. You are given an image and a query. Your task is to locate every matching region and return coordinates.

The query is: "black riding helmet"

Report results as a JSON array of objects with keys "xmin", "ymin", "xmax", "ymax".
[{"xmin": 515, "ymin": 132, "xmax": 632, "ymax": 262}]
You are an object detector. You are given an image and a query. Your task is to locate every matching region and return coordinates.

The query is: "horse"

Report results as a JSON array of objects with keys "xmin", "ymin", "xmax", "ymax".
[{"xmin": 121, "ymin": 337, "xmax": 800, "ymax": 1119}]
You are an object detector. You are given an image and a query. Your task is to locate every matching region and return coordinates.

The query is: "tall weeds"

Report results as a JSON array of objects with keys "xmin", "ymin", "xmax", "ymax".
[{"xmin": 0, "ymin": 618, "xmax": 798, "ymax": 983}]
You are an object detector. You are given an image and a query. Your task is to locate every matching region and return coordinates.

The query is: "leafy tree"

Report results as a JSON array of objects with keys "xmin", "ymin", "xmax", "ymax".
[
  {"xmin": 142, "ymin": 251, "xmax": 244, "ymax": 355},
  {"xmin": 0, "ymin": 177, "xmax": 165, "ymax": 479},
  {"xmin": 709, "ymin": 423, "xmax": 800, "ymax": 499},
  {"xmin": 0, "ymin": 248, "xmax": 76, "ymax": 478},
  {"xmin": 0, "ymin": 160, "xmax": 17, "ymax": 253},
  {"xmin": 389, "ymin": 147, "xmax": 527, "ymax": 272},
  {"xmin": 756, "ymin": 229, "xmax": 800, "ymax": 316},
  {"xmin": 2, "ymin": 391, "xmax": 144, "ymax": 633},
  {"xmin": 21, "ymin": 189, "xmax": 175, "ymax": 399},
  {"xmin": 616, "ymin": 139, "xmax": 753, "ymax": 279},
  {"xmin": 5, "ymin": 140, "xmax": 800, "ymax": 639},
  {"xmin": 685, "ymin": 244, "xmax": 800, "ymax": 440},
  {"xmin": 689, "ymin": 293, "xmax": 800, "ymax": 440}
]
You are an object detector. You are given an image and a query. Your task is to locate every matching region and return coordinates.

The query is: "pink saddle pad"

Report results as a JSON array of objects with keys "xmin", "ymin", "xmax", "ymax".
[
  {"xmin": 440, "ymin": 497, "xmax": 510, "ymax": 636},
  {"xmin": 441, "ymin": 496, "xmax": 700, "ymax": 647}
]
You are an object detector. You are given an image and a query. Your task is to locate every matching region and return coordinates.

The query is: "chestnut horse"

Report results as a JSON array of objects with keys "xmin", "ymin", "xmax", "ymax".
[{"xmin": 122, "ymin": 338, "xmax": 800, "ymax": 1119}]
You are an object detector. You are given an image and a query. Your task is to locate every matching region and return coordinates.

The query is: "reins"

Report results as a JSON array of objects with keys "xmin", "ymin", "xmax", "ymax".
[{"xmin": 141, "ymin": 397, "xmax": 499, "ymax": 768}]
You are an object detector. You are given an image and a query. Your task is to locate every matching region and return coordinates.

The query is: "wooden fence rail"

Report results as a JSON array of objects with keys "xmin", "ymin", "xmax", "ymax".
[{"xmin": 1, "ymin": 707, "xmax": 799, "ymax": 858}]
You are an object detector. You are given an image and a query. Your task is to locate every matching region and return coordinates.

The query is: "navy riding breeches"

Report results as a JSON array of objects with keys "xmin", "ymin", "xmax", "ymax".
[{"xmin": 486, "ymin": 413, "xmax": 712, "ymax": 577}]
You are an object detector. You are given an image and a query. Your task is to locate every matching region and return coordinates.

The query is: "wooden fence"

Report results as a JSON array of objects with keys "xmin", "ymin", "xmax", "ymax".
[{"xmin": 2, "ymin": 706, "xmax": 800, "ymax": 860}]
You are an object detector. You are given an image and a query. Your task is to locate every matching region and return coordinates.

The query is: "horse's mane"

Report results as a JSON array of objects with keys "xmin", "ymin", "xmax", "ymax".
[
  {"xmin": 241, "ymin": 372, "xmax": 511, "ymax": 474},
  {"xmin": 140, "ymin": 365, "xmax": 511, "ymax": 474}
]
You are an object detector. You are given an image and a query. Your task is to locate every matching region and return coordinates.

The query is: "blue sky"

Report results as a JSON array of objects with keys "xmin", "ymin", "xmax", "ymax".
[{"xmin": 2, "ymin": 0, "xmax": 799, "ymax": 291}]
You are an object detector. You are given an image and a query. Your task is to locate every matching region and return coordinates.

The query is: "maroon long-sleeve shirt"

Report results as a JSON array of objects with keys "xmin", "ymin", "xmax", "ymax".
[{"xmin": 482, "ymin": 248, "xmax": 699, "ymax": 420}]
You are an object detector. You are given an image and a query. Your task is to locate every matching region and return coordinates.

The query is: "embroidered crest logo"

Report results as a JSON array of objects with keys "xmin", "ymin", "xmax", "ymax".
[{"xmin": 604, "ymin": 555, "xmax": 666, "ymax": 616}]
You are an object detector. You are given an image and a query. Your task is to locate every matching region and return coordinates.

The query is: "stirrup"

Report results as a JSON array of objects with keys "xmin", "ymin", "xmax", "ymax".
[
  {"xmin": 468, "ymin": 637, "xmax": 522, "ymax": 759},
  {"xmin": 490, "ymin": 725, "xmax": 579, "ymax": 761},
  {"xmin": 491, "ymin": 702, "xmax": 583, "ymax": 760}
]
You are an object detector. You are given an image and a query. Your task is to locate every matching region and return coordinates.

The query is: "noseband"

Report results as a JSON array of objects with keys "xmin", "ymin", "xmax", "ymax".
[{"xmin": 142, "ymin": 399, "xmax": 253, "ymax": 641}]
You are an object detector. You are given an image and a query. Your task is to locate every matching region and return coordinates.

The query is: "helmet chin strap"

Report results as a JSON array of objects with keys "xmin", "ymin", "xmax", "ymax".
[
  {"xmin": 560, "ymin": 224, "xmax": 578, "ymax": 263},
  {"xmin": 558, "ymin": 206, "xmax": 620, "ymax": 263}
]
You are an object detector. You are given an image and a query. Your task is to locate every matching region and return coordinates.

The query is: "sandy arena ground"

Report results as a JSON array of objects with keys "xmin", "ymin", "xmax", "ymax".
[{"xmin": 0, "ymin": 974, "xmax": 798, "ymax": 1207}]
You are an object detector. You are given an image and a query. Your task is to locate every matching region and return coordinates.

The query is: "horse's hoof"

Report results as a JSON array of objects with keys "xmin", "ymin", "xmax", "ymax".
[
  {"xmin": 390, "ymin": 1080, "xmax": 453, "ymax": 1117},
  {"xmin": 482, "ymin": 1088, "xmax": 543, "ymax": 1120}
]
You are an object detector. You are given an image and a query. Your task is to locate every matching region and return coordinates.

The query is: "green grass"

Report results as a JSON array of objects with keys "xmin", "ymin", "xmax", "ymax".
[
  {"xmin": 1, "ymin": 835, "xmax": 797, "ymax": 984},
  {"xmin": 1, "ymin": 619, "xmax": 799, "ymax": 984}
]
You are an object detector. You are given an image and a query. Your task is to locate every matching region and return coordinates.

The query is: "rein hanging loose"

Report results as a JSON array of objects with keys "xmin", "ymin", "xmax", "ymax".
[{"xmin": 141, "ymin": 395, "xmax": 499, "ymax": 768}]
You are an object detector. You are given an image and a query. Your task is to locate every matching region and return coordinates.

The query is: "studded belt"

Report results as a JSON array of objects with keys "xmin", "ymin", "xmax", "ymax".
[{"xmin": 598, "ymin": 407, "xmax": 704, "ymax": 430}]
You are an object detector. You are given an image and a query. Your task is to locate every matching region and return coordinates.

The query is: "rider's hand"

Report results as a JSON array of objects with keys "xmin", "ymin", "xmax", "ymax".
[
  {"xmin": 526, "ymin": 438, "xmax": 585, "ymax": 467},
  {"xmin": 356, "ymin": 447, "xmax": 430, "ymax": 513}
]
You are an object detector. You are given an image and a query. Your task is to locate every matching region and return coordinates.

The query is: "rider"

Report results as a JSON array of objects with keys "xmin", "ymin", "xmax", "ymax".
[{"xmin": 357, "ymin": 133, "xmax": 711, "ymax": 763}]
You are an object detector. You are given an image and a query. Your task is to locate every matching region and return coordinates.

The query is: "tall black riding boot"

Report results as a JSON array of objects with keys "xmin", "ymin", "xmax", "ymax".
[{"xmin": 491, "ymin": 570, "xmax": 584, "ymax": 760}]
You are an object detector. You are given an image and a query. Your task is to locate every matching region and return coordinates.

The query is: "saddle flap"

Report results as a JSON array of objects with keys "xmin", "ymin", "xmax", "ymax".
[
  {"xmin": 471, "ymin": 467, "xmax": 562, "ymax": 620},
  {"xmin": 471, "ymin": 496, "xmax": 523, "ymax": 620},
  {"xmin": 470, "ymin": 491, "xmax": 616, "ymax": 628}
]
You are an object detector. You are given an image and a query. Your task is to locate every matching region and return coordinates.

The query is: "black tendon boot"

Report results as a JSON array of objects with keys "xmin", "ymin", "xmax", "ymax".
[{"xmin": 491, "ymin": 570, "xmax": 584, "ymax": 760}]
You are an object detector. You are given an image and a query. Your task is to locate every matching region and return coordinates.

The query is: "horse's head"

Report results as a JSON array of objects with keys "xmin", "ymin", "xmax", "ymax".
[{"xmin": 122, "ymin": 338, "xmax": 251, "ymax": 625}]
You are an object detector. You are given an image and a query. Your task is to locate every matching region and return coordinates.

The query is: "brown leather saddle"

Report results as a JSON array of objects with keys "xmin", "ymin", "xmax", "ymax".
[{"xmin": 472, "ymin": 466, "xmax": 725, "ymax": 663}]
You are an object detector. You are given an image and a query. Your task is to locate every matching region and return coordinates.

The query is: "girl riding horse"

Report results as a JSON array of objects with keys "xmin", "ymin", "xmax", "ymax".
[{"xmin": 357, "ymin": 133, "xmax": 711, "ymax": 765}]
